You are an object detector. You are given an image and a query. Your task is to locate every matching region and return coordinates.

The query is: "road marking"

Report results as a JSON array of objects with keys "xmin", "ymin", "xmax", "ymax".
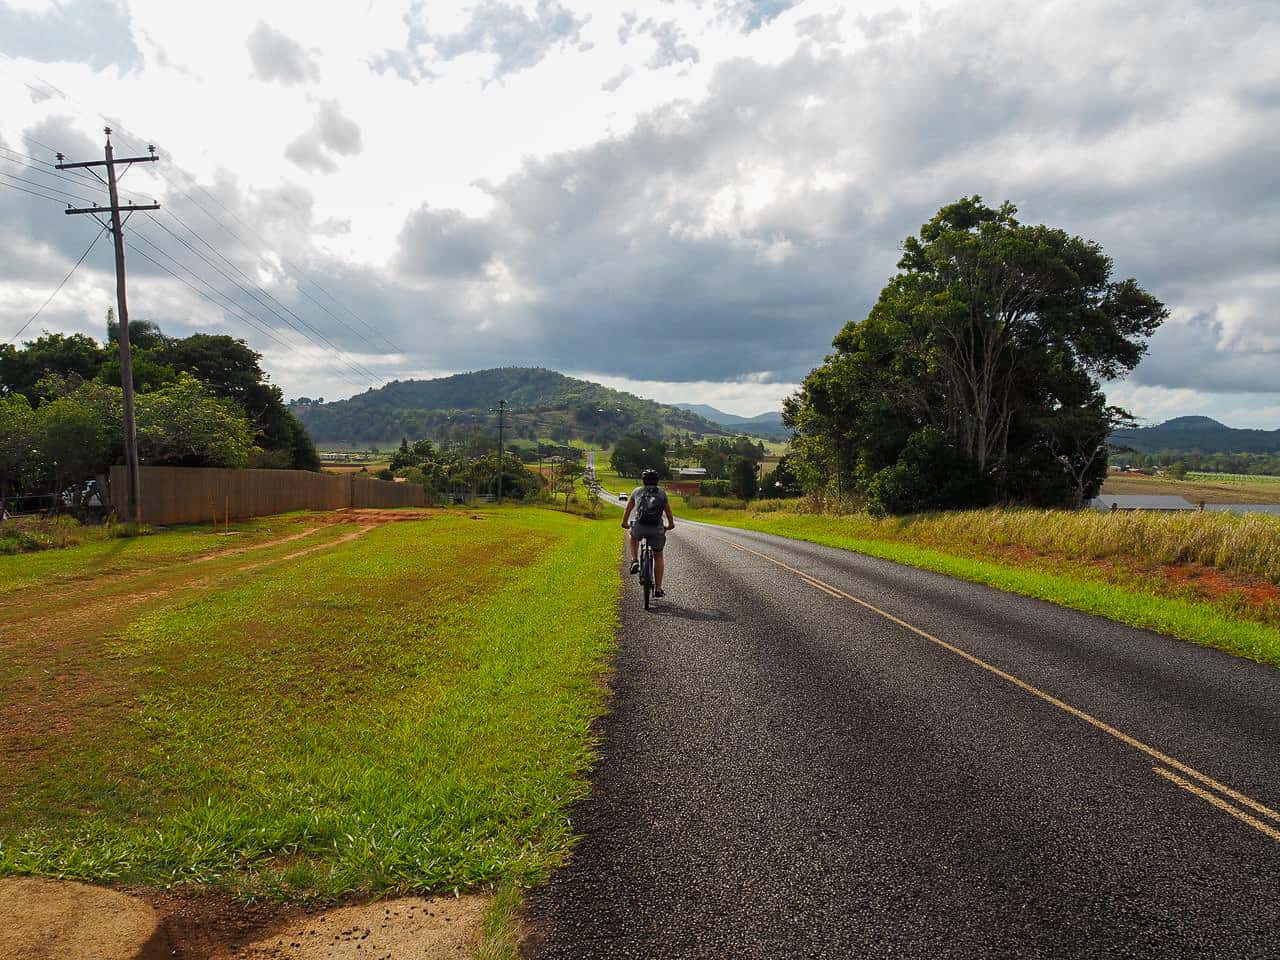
[
  {"xmin": 1152, "ymin": 767, "xmax": 1280, "ymax": 842},
  {"xmin": 725, "ymin": 539, "xmax": 1280, "ymax": 841}
]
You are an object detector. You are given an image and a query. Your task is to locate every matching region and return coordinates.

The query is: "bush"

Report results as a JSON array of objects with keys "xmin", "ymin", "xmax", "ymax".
[
  {"xmin": 864, "ymin": 428, "xmax": 989, "ymax": 517},
  {"xmin": 699, "ymin": 479, "xmax": 731, "ymax": 496}
]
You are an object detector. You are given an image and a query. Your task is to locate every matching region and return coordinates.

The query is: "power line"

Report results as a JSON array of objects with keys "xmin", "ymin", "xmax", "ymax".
[
  {"xmin": 106, "ymin": 126, "xmax": 404, "ymax": 356},
  {"xmin": 0, "ymin": 175, "xmax": 76, "ymax": 206},
  {"xmin": 124, "ymin": 238, "xmax": 295, "ymax": 354},
  {"xmin": 0, "ymin": 145, "xmax": 112, "ymax": 196},
  {"xmin": 124, "ymin": 236, "xmax": 372, "ymax": 392},
  {"xmin": 0, "ymin": 167, "xmax": 98, "ymax": 205},
  {"xmin": 3, "ymin": 60, "xmax": 403, "ymax": 369},
  {"xmin": 5, "ymin": 225, "xmax": 107, "ymax": 343},
  {"xmin": 154, "ymin": 211, "xmax": 387, "ymax": 385}
]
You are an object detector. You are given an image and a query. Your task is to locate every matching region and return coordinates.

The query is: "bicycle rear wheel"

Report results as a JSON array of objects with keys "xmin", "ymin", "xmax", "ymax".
[{"xmin": 641, "ymin": 543, "xmax": 653, "ymax": 609}]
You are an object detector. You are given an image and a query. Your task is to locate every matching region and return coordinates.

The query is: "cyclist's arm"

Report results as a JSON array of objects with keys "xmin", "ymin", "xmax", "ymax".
[
  {"xmin": 664, "ymin": 502, "xmax": 675, "ymax": 529},
  {"xmin": 621, "ymin": 496, "xmax": 634, "ymax": 527}
]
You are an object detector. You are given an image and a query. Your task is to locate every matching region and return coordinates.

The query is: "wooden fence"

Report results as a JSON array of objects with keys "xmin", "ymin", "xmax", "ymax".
[{"xmin": 110, "ymin": 465, "xmax": 425, "ymax": 526}]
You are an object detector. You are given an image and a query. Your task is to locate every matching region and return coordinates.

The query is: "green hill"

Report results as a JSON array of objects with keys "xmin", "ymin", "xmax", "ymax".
[
  {"xmin": 290, "ymin": 367, "xmax": 726, "ymax": 448},
  {"xmin": 1111, "ymin": 416, "xmax": 1280, "ymax": 454}
]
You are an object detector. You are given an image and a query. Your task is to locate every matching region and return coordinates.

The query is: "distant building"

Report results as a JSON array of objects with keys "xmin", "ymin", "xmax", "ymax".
[{"xmin": 679, "ymin": 467, "xmax": 708, "ymax": 478}]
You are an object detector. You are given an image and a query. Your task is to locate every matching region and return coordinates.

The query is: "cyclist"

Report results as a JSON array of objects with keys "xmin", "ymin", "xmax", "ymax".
[{"xmin": 622, "ymin": 468, "xmax": 676, "ymax": 598}]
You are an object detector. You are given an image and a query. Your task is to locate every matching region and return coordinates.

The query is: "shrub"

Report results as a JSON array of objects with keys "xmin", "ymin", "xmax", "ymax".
[{"xmin": 699, "ymin": 479, "xmax": 731, "ymax": 496}]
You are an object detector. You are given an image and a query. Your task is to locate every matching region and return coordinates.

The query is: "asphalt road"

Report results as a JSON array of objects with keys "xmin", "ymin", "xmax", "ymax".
[{"xmin": 522, "ymin": 514, "xmax": 1280, "ymax": 958}]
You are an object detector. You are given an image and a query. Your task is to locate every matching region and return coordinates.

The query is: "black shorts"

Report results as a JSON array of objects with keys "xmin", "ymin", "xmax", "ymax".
[{"xmin": 629, "ymin": 523, "xmax": 666, "ymax": 552}]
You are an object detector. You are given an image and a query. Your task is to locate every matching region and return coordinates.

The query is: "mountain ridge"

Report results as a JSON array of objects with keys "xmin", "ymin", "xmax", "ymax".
[
  {"xmin": 1111, "ymin": 416, "xmax": 1280, "ymax": 454},
  {"xmin": 672, "ymin": 402, "xmax": 787, "ymax": 439},
  {"xmin": 290, "ymin": 367, "xmax": 728, "ymax": 447}
]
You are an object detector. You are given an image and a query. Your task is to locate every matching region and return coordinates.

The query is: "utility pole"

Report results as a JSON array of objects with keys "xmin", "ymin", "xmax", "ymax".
[
  {"xmin": 492, "ymin": 399, "xmax": 507, "ymax": 504},
  {"xmin": 57, "ymin": 128, "xmax": 159, "ymax": 526}
]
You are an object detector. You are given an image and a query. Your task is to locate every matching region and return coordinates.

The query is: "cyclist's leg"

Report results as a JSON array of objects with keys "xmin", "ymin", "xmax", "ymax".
[{"xmin": 654, "ymin": 547, "xmax": 664, "ymax": 589}]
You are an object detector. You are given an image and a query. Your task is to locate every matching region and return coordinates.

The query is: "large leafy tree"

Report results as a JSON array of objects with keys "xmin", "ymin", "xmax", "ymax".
[
  {"xmin": 0, "ymin": 333, "xmax": 105, "ymax": 400},
  {"xmin": 787, "ymin": 197, "xmax": 1167, "ymax": 511},
  {"xmin": 135, "ymin": 374, "xmax": 256, "ymax": 468},
  {"xmin": 37, "ymin": 397, "xmax": 111, "ymax": 512},
  {"xmin": 610, "ymin": 433, "xmax": 670, "ymax": 480},
  {"xmin": 0, "ymin": 393, "xmax": 39, "ymax": 507}
]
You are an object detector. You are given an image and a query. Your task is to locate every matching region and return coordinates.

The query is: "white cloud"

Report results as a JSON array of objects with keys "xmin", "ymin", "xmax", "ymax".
[{"xmin": 0, "ymin": 0, "xmax": 1277, "ymax": 427}]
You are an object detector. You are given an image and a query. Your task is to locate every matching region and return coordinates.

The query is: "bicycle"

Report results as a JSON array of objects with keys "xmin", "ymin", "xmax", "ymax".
[{"xmin": 629, "ymin": 522, "xmax": 658, "ymax": 610}]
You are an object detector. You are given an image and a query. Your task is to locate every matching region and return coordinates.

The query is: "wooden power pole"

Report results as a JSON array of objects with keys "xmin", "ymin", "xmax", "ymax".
[
  {"xmin": 57, "ymin": 128, "xmax": 159, "ymax": 525},
  {"xmin": 493, "ymin": 399, "xmax": 507, "ymax": 504}
]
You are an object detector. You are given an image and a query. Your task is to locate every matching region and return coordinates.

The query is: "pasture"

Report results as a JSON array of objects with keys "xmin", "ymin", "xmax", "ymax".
[{"xmin": 0, "ymin": 507, "xmax": 619, "ymax": 906}]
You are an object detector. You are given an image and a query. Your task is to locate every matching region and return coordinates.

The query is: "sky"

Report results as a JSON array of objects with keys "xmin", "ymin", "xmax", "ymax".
[{"xmin": 0, "ymin": 0, "xmax": 1276, "ymax": 423}]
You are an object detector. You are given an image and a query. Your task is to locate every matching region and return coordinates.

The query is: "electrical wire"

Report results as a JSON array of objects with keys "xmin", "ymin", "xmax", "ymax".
[
  {"xmin": 5, "ymin": 226, "xmax": 107, "ymax": 343},
  {"xmin": 4, "ymin": 62, "xmax": 403, "ymax": 374},
  {"xmin": 155, "ymin": 212, "xmax": 387, "ymax": 384},
  {"xmin": 0, "ymin": 167, "xmax": 98, "ymax": 206},
  {"xmin": 126, "ymin": 233, "xmax": 373, "ymax": 391}
]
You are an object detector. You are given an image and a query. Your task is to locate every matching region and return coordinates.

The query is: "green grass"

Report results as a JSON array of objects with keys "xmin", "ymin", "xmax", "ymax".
[
  {"xmin": 684, "ymin": 508, "xmax": 1280, "ymax": 669},
  {"xmin": 0, "ymin": 513, "xmax": 316, "ymax": 597},
  {"xmin": 0, "ymin": 508, "xmax": 620, "ymax": 900}
]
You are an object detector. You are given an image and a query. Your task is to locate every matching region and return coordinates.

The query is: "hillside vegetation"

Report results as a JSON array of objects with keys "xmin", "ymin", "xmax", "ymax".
[{"xmin": 291, "ymin": 367, "xmax": 724, "ymax": 447}]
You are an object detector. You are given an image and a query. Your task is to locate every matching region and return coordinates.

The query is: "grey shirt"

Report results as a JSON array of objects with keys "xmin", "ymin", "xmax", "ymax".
[{"xmin": 629, "ymin": 485, "xmax": 669, "ymax": 524}]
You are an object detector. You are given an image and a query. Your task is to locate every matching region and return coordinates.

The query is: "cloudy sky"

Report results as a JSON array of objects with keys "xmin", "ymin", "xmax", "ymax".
[{"xmin": 0, "ymin": 0, "xmax": 1276, "ymax": 422}]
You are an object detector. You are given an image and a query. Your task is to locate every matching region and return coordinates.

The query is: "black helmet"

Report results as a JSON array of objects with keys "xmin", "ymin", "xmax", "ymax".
[{"xmin": 641, "ymin": 468, "xmax": 660, "ymax": 485}]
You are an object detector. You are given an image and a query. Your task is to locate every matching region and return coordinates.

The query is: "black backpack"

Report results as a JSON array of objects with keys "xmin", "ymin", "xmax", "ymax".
[{"xmin": 636, "ymin": 487, "xmax": 664, "ymax": 525}]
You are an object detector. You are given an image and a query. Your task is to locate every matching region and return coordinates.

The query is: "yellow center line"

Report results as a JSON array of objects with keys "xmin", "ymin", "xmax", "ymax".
[
  {"xmin": 724, "ymin": 538, "xmax": 1280, "ymax": 838},
  {"xmin": 1152, "ymin": 767, "xmax": 1280, "ymax": 842}
]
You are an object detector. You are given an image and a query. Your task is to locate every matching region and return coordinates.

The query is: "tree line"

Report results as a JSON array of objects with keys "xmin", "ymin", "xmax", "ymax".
[{"xmin": 0, "ymin": 319, "xmax": 319, "ymax": 515}]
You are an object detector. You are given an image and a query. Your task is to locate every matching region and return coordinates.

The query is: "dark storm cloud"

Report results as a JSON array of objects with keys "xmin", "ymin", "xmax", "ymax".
[
  {"xmin": 246, "ymin": 21, "xmax": 319, "ymax": 86},
  {"xmin": 396, "ymin": 207, "xmax": 495, "ymax": 279},
  {"xmin": 0, "ymin": 0, "xmax": 141, "ymax": 73},
  {"xmin": 373, "ymin": 0, "xmax": 590, "ymax": 81},
  {"xmin": 1130, "ymin": 312, "xmax": 1280, "ymax": 396},
  {"xmin": 285, "ymin": 101, "xmax": 363, "ymax": 174}
]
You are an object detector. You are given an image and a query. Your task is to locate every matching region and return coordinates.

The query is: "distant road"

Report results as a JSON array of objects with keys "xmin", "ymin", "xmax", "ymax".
[{"xmin": 524, "ymin": 519, "xmax": 1280, "ymax": 958}]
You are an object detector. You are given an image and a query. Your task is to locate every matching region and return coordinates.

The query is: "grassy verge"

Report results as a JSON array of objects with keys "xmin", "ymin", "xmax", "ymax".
[
  {"xmin": 1, "ymin": 507, "xmax": 620, "ymax": 900},
  {"xmin": 684, "ymin": 507, "xmax": 1280, "ymax": 668},
  {"xmin": 0, "ymin": 512, "xmax": 321, "ymax": 597}
]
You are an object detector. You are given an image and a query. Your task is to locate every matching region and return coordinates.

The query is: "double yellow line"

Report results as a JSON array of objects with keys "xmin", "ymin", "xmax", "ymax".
[{"xmin": 727, "ymin": 539, "xmax": 1280, "ymax": 844}]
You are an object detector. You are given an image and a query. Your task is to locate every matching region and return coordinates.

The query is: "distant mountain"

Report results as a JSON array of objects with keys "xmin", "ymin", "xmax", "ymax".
[
  {"xmin": 1111, "ymin": 416, "xmax": 1280, "ymax": 454},
  {"xmin": 673, "ymin": 403, "xmax": 788, "ymax": 439},
  {"xmin": 290, "ymin": 367, "xmax": 726, "ymax": 447}
]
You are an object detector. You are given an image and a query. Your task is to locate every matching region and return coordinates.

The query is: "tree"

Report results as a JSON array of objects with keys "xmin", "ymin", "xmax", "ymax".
[
  {"xmin": 557, "ymin": 460, "xmax": 585, "ymax": 507},
  {"xmin": 610, "ymin": 433, "xmax": 670, "ymax": 479},
  {"xmin": 390, "ymin": 437, "xmax": 417, "ymax": 470},
  {"xmin": 766, "ymin": 454, "xmax": 803, "ymax": 498},
  {"xmin": 787, "ymin": 197, "xmax": 1168, "ymax": 511},
  {"xmin": 38, "ymin": 397, "xmax": 111, "ymax": 513},
  {"xmin": 0, "ymin": 333, "xmax": 105, "ymax": 400},
  {"xmin": 156, "ymin": 333, "xmax": 318, "ymax": 470},
  {"xmin": 0, "ymin": 393, "xmax": 39, "ymax": 508},
  {"xmin": 729, "ymin": 456, "xmax": 758, "ymax": 500},
  {"xmin": 134, "ymin": 374, "xmax": 255, "ymax": 467}
]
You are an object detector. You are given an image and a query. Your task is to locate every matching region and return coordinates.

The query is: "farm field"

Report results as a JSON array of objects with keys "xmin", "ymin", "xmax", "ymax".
[
  {"xmin": 1101, "ymin": 471, "xmax": 1280, "ymax": 504},
  {"xmin": 0, "ymin": 506, "xmax": 619, "ymax": 955}
]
